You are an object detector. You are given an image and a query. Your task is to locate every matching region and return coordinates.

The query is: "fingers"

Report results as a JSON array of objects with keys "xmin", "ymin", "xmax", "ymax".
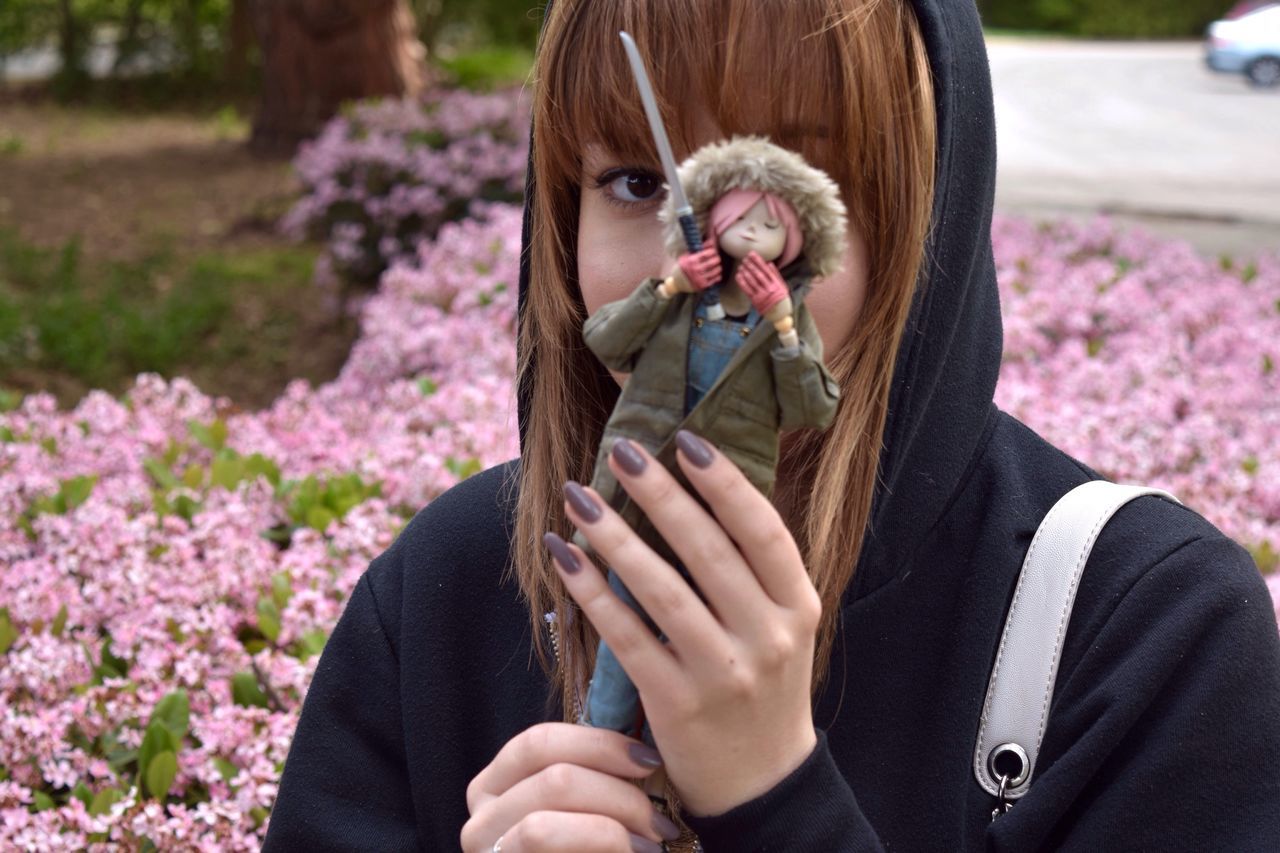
[
  {"xmin": 599, "ymin": 441, "xmax": 776, "ymax": 638},
  {"xmin": 672, "ymin": 432, "xmax": 820, "ymax": 616},
  {"xmin": 464, "ymin": 763, "xmax": 674, "ymax": 851},
  {"xmin": 468, "ymin": 722, "xmax": 662, "ymax": 808},
  {"xmin": 487, "ymin": 811, "xmax": 666, "ymax": 852},
  {"xmin": 545, "ymin": 499, "xmax": 721, "ymax": 676}
]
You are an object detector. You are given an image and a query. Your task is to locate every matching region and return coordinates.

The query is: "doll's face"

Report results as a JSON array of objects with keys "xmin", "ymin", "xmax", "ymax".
[
  {"xmin": 717, "ymin": 198, "xmax": 787, "ymax": 262},
  {"xmin": 577, "ymin": 108, "xmax": 869, "ymax": 377}
]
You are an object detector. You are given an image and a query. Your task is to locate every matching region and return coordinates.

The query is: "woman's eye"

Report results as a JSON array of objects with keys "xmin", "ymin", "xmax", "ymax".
[
  {"xmin": 594, "ymin": 168, "xmax": 665, "ymax": 209},
  {"xmin": 764, "ymin": 221, "xmax": 781, "ymax": 230}
]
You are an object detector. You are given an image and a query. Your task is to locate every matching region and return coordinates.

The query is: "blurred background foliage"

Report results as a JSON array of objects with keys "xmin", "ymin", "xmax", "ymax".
[
  {"xmin": 0, "ymin": 0, "xmax": 1251, "ymax": 408},
  {"xmin": 0, "ymin": 0, "xmax": 543, "ymax": 100},
  {"xmin": 977, "ymin": 0, "xmax": 1232, "ymax": 38},
  {"xmin": 0, "ymin": 0, "xmax": 1239, "ymax": 103}
]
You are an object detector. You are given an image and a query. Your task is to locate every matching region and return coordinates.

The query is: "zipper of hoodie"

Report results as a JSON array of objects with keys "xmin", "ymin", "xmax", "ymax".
[{"xmin": 547, "ymin": 610, "xmax": 583, "ymax": 723}]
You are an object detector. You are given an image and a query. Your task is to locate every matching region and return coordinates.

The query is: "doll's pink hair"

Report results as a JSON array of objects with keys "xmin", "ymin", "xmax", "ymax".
[{"xmin": 709, "ymin": 189, "xmax": 804, "ymax": 268}]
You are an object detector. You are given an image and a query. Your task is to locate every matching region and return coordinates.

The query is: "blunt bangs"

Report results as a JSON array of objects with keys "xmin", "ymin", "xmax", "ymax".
[{"xmin": 534, "ymin": 0, "xmax": 892, "ymax": 202}]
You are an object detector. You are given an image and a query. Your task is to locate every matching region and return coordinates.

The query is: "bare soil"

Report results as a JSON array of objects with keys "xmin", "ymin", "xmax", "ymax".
[{"xmin": 0, "ymin": 98, "xmax": 358, "ymax": 410}]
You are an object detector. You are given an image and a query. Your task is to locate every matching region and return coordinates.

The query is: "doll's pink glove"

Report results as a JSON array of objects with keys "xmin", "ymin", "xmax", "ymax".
[
  {"xmin": 735, "ymin": 251, "xmax": 789, "ymax": 315},
  {"xmin": 677, "ymin": 245, "xmax": 723, "ymax": 291}
]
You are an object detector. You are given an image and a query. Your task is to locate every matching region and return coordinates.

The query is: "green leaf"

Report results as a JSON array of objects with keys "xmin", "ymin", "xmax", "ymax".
[
  {"xmin": 143, "ymin": 457, "xmax": 179, "ymax": 489},
  {"xmin": 1250, "ymin": 541, "xmax": 1278, "ymax": 575},
  {"xmin": 144, "ymin": 751, "xmax": 178, "ymax": 800},
  {"xmin": 60, "ymin": 475, "xmax": 96, "ymax": 511},
  {"xmin": 51, "ymin": 604, "xmax": 68, "ymax": 638},
  {"xmin": 98, "ymin": 637, "xmax": 129, "ymax": 681},
  {"xmin": 172, "ymin": 494, "xmax": 202, "ymax": 522},
  {"xmin": 210, "ymin": 449, "xmax": 245, "ymax": 490},
  {"xmin": 416, "ymin": 377, "xmax": 439, "ymax": 396},
  {"xmin": 305, "ymin": 505, "xmax": 336, "ymax": 532},
  {"xmin": 271, "ymin": 573, "xmax": 293, "ymax": 610},
  {"xmin": 257, "ymin": 597, "xmax": 281, "ymax": 644},
  {"xmin": 188, "ymin": 419, "xmax": 228, "ymax": 452},
  {"xmin": 445, "ymin": 456, "xmax": 483, "ymax": 480},
  {"xmin": 40, "ymin": 437, "xmax": 57, "ymax": 455},
  {"xmin": 181, "ymin": 464, "xmax": 205, "ymax": 489},
  {"xmin": 292, "ymin": 628, "xmax": 328, "ymax": 662},
  {"xmin": 244, "ymin": 453, "xmax": 281, "ymax": 487},
  {"xmin": 106, "ymin": 746, "xmax": 137, "ymax": 773},
  {"xmin": 137, "ymin": 723, "xmax": 172, "ymax": 786},
  {"xmin": 32, "ymin": 790, "xmax": 56, "ymax": 811},
  {"xmin": 88, "ymin": 787, "xmax": 124, "ymax": 816},
  {"xmin": 162, "ymin": 440, "xmax": 183, "ymax": 467},
  {"xmin": 213, "ymin": 757, "xmax": 239, "ymax": 783},
  {"xmin": 1264, "ymin": 354, "xmax": 1275, "ymax": 376},
  {"xmin": 1242, "ymin": 457, "xmax": 1260, "ymax": 476},
  {"xmin": 0, "ymin": 609, "xmax": 17, "ymax": 655},
  {"xmin": 71, "ymin": 781, "xmax": 93, "ymax": 808},
  {"xmin": 231, "ymin": 671, "xmax": 270, "ymax": 709},
  {"xmin": 150, "ymin": 691, "xmax": 190, "ymax": 743}
]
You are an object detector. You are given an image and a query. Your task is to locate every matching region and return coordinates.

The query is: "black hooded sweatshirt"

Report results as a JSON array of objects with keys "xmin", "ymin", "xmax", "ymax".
[{"xmin": 264, "ymin": 0, "xmax": 1280, "ymax": 849}]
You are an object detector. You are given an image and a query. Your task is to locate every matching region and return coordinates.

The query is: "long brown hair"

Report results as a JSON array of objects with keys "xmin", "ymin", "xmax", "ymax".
[{"xmin": 514, "ymin": 0, "xmax": 936, "ymax": 737}]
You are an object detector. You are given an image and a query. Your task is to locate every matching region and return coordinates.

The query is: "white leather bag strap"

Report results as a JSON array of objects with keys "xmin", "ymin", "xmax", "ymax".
[{"xmin": 974, "ymin": 481, "xmax": 1178, "ymax": 813}]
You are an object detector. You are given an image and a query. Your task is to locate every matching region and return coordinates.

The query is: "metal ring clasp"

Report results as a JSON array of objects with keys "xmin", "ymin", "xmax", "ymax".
[{"xmin": 988, "ymin": 742, "xmax": 1029, "ymax": 822}]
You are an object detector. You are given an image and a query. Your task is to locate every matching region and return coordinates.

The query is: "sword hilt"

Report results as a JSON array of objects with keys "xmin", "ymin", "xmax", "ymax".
[
  {"xmin": 676, "ymin": 212, "xmax": 722, "ymax": 313},
  {"xmin": 678, "ymin": 214, "xmax": 703, "ymax": 253}
]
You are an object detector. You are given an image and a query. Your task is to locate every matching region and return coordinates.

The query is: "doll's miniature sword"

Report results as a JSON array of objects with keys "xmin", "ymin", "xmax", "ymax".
[{"xmin": 619, "ymin": 31, "xmax": 703, "ymax": 252}]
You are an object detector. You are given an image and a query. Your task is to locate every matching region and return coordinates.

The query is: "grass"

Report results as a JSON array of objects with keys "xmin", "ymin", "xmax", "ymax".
[
  {"xmin": 0, "ymin": 228, "xmax": 355, "ymax": 410},
  {"xmin": 437, "ymin": 46, "xmax": 534, "ymax": 91}
]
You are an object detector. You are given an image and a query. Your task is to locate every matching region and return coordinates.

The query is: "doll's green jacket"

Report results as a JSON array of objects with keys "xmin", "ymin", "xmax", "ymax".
[{"xmin": 582, "ymin": 261, "xmax": 838, "ymax": 549}]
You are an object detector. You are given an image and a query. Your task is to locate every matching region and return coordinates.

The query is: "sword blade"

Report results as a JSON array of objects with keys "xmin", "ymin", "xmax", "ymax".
[{"xmin": 619, "ymin": 31, "xmax": 692, "ymax": 216}]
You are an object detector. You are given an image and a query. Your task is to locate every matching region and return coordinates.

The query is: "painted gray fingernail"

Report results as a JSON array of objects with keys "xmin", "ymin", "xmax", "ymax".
[
  {"xmin": 628, "ymin": 742, "xmax": 663, "ymax": 769},
  {"xmin": 564, "ymin": 481, "xmax": 602, "ymax": 523},
  {"xmin": 630, "ymin": 834, "xmax": 665, "ymax": 853},
  {"xmin": 542, "ymin": 532, "xmax": 580, "ymax": 575},
  {"xmin": 652, "ymin": 811, "xmax": 682, "ymax": 842},
  {"xmin": 675, "ymin": 430, "xmax": 715, "ymax": 469},
  {"xmin": 611, "ymin": 438, "xmax": 647, "ymax": 477}
]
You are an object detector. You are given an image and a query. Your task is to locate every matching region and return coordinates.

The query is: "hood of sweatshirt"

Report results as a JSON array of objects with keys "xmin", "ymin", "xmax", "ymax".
[{"xmin": 515, "ymin": 0, "xmax": 1002, "ymax": 604}]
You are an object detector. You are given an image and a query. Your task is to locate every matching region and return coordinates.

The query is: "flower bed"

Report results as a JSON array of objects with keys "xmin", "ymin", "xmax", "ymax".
[
  {"xmin": 993, "ymin": 217, "xmax": 1280, "ymax": 578},
  {"xmin": 0, "ymin": 206, "xmax": 522, "ymax": 849},
  {"xmin": 1, "ymin": 210, "xmax": 1277, "ymax": 847},
  {"xmin": 281, "ymin": 90, "xmax": 529, "ymax": 287}
]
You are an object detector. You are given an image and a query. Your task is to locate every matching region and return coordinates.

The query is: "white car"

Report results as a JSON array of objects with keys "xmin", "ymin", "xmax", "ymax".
[{"xmin": 1206, "ymin": 2, "xmax": 1280, "ymax": 87}]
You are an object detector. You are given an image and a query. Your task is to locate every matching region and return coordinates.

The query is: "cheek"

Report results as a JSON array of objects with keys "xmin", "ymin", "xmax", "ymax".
[
  {"xmin": 807, "ymin": 228, "xmax": 870, "ymax": 355},
  {"xmin": 577, "ymin": 193, "xmax": 671, "ymax": 316}
]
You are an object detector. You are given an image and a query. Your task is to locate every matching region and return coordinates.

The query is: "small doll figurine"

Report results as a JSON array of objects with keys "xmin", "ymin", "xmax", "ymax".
[{"xmin": 577, "ymin": 136, "xmax": 848, "ymax": 737}]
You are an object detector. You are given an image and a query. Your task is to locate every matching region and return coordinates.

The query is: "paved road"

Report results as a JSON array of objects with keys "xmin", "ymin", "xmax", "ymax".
[{"xmin": 988, "ymin": 39, "xmax": 1280, "ymax": 254}]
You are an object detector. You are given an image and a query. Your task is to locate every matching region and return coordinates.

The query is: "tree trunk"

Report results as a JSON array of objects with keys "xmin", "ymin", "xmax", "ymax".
[
  {"xmin": 56, "ymin": 0, "xmax": 86, "ymax": 86},
  {"xmin": 249, "ymin": 0, "xmax": 427, "ymax": 156},
  {"xmin": 225, "ymin": 0, "xmax": 255, "ymax": 89},
  {"xmin": 113, "ymin": 0, "xmax": 147, "ymax": 74}
]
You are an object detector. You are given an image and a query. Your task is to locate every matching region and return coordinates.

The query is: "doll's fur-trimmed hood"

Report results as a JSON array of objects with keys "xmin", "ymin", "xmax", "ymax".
[{"xmin": 659, "ymin": 136, "xmax": 848, "ymax": 279}]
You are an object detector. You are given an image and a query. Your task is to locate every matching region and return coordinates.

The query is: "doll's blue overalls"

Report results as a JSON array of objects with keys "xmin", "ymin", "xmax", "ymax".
[{"xmin": 586, "ymin": 296, "xmax": 760, "ymax": 739}]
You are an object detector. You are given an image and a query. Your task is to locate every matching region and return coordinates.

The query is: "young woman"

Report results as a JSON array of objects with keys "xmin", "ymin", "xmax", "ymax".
[{"xmin": 265, "ymin": 1, "xmax": 1280, "ymax": 851}]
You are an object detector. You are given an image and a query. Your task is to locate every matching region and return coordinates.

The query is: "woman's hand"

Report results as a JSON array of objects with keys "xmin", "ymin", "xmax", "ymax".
[
  {"xmin": 544, "ymin": 432, "xmax": 822, "ymax": 817},
  {"xmin": 461, "ymin": 722, "xmax": 679, "ymax": 852}
]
